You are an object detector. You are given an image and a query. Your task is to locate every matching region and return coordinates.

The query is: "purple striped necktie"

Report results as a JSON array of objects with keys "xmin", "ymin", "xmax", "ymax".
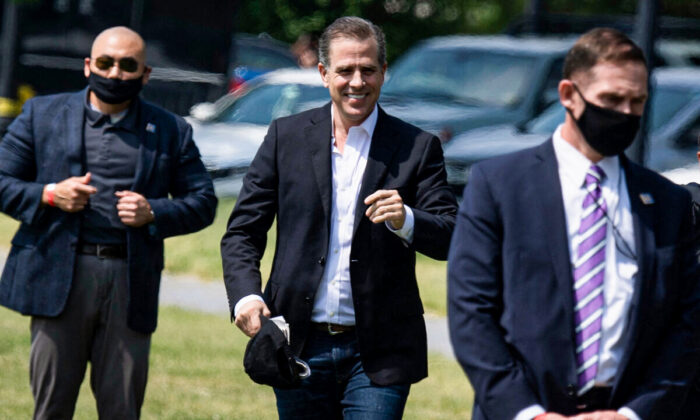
[{"xmin": 573, "ymin": 164, "xmax": 607, "ymax": 395}]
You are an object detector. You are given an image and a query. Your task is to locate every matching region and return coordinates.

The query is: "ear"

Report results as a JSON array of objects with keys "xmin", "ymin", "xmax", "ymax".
[
  {"xmin": 558, "ymin": 79, "xmax": 576, "ymax": 110},
  {"xmin": 696, "ymin": 150, "xmax": 700, "ymax": 164},
  {"xmin": 84, "ymin": 57, "xmax": 91, "ymax": 79},
  {"xmin": 141, "ymin": 66, "xmax": 152, "ymax": 86},
  {"xmin": 318, "ymin": 62, "xmax": 329, "ymax": 88}
]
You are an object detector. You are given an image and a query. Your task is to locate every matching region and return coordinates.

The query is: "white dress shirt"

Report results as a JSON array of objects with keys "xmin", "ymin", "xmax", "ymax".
[
  {"xmin": 234, "ymin": 105, "xmax": 415, "ymax": 323},
  {"xmin": 515, "ymin": 126, "xmax": 640, "ymax": 420}
]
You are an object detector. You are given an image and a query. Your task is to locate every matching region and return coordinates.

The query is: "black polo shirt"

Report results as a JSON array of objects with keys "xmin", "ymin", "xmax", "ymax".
[{"xmin": 80, "ymin": 93, "xmax": 140, "ymax": 244}]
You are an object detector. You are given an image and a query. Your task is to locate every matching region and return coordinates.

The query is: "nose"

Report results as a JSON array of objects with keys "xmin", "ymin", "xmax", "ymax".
[
  {"xmin": 349, "ymin": 70, "xmax": 363, "ymax": 89},
  {"xmin": 106, "ymin": 64, "xmax": 122, "ymax": 79}
]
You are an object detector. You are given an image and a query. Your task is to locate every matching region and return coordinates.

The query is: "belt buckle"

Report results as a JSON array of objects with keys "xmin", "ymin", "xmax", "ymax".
[
  {"xmin": 327, "ymin": 323, "xmax": 342, "ymax": 335},
  {"xmin": 95, "ymin": 244, "xmax": 107, "ymax": 259}
]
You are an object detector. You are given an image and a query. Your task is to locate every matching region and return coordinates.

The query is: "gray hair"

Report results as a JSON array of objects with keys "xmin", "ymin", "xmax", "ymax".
[{"xmin": 318, "ymin": 16, "xmax": 386, "ymax": 68}]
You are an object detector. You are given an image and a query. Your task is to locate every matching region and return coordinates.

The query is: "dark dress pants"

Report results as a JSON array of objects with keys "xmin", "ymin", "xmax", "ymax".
[{"xmin": 30, "ymin": 254, "xmax": 151, "ymax": 420}]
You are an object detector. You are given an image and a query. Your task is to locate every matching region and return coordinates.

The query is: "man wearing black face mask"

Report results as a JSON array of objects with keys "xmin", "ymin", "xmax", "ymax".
[
  {"xmin": 448, "ymin": 28, "xmax": 700, "ymax": 420},
  {"xmin": 0, "ymin": 26, "xmax": 216, "ymax": 419}
]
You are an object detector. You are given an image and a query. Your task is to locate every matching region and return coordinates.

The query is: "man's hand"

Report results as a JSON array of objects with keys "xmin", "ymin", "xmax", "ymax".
[
  {"xmin": 568, "ymin": 411, "xmax": 628, "ymax": 420},
  {"xmin": 43, "ymin": 173, "xmax": 97, "ymax": 212},
  {"xmin": 235, "ymin": 300, "xmax": 271, "ymax": 337},
  {"xmin": 536, "ymin": 414, "xmax": 569, "ymax": 420},
  {"xmin": 115, "ymin": 190, "xmax": 155, "ymax": 227},
  {"xmin": 364, "ymin": 189, "xmax": 406, "ymax": 229}
]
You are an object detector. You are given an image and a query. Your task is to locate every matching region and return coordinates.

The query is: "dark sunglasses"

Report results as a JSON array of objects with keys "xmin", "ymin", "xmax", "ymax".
[{"xmin": 93, "ymin": 56, "xmax": 140, "ymax": 73}]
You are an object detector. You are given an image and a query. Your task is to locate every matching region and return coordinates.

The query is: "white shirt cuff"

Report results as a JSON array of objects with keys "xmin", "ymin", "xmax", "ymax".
[
  {"xmin": 618, "ymin": 407, "xmax": 641, "ymax": 420},
  {"xmin": 513, "ymin": 404, "xmax": 545, "ymax": 420},
  {"xmin": 233, "ymin": 294, "xmax": 265, "ymax": 319},
  {"xmin": 385, "ymin": 205, "xmax": 414, "ymax": 243}
]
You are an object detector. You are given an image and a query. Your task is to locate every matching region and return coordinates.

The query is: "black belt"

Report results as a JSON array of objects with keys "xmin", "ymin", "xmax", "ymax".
[
  {"xmin": 78, "ymin": 243, "xmax": 127, "ymax": 259},
  {"xmin": 311, "ymin": 322, "xmax": 355, "ymax": 335},
  {"xmin": 576, "ymin": 386, "xmax": 612, "ymax": 412}
]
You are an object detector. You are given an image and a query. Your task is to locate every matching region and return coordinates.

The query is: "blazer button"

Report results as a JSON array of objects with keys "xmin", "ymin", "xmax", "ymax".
[
  {"xmin": 318, "ymin": 256, "xmax": 325, "ymax": 265},
  {"xmin": 566, "ymin": 384, "xmax": 576, "ymax": 397},
  {"xmin": 304, "ymin": 296, "xmax": 311, "ymax": 304}
]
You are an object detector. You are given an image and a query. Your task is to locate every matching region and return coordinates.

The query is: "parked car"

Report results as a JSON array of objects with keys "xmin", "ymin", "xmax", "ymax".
[
  {"xmin": 443, "ymin": 67, "xmax": 700, "ymax": 194},
  {"xmin": 187, "ymin": 68, "xmax": 328, "ymax": 197},
  {"xmin": 379, "ymin": 35, "xmax": 575, "ymax": 142},
  {"xmin": 228, "ymin": 33, "xmax": 300, "ymax": 92}
]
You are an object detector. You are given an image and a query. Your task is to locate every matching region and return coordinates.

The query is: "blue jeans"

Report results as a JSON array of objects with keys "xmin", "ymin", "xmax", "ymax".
[{"xmin": 273, "ymin": 328, "xmax": 410, "ymax": 420}]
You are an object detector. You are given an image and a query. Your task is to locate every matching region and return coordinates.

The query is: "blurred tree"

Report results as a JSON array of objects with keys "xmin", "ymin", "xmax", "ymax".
[
  {"xmin": 236, "ymin": 0, "xmax": 698, "ymax": 64},
  {"xmin": 235, "ymin": 0, "xmax": 527, "ymax": 63}
]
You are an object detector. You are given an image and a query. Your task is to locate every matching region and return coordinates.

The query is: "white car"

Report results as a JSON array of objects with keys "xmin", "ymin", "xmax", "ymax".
[{"xmin": 187, "ymin": 68, "xmax": 329, "ymax": 197}]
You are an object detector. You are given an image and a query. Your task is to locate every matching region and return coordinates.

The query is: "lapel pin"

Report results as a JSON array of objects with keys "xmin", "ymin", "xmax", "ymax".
[
  {"xmin": 146, "ymin": 122, "xmax": 157, "ymax": 133},
  {"xmin": 639, "ymin": 193, "xmax": 654, "ymax": 205}
]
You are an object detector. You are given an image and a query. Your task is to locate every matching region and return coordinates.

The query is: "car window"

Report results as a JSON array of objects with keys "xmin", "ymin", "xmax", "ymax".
[
  {"xmin": 383, "ymin": 48, "xmax": 538, "ymax": 107},
  {"xmin": 648, "ymin": 87, "xmax": 699, "ymax": 133},
  {"xmin": 215, "ymin": 84, "xmax": 328, "ymax": 125}
]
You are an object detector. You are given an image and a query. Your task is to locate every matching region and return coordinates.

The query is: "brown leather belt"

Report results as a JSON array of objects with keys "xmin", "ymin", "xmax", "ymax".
[
  {"xmin": 78, "ymin": 243, "xmax": 127, "ymax": 259},
  {"xmin": 311, "ymin": 322, "xmax": 355, "ymax": 335}
]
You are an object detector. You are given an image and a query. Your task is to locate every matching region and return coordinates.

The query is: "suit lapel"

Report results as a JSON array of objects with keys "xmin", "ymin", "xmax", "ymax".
[
  {"xmin": 533, "ymin": 140, "xmax": 576, "ymax": 333},
  {"xmin": 612, "ymin": 158, "xmax": 655, "ymax": 392},
  {"xmin": 130, "ymin": 99, "xmax": 158, "ymax": 192},
  {"xmin": 306, "ymin": 104, "xmax": 333, "ymax": 221},
  {"xmin": 352, "ymin": 107, "xmax": 401, "ymax": 238},
  {"xmin": 61, "ymin": 90, "xmax": 88, "ymax": 176}
]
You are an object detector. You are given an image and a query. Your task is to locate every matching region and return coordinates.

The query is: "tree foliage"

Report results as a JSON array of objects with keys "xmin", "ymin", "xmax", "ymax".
[{"xmin": 236, "ymin": 0, "xmax": 700, "ymax": 63}]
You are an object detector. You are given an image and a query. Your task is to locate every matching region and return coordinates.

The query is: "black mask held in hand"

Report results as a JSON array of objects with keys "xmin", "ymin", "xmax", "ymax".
[
  {"xmin": 566, "ymin": 84, "xmax": 641, "ymax": 157},
  {"xmin": 88, "ymin": 72, "xmax": 143, "ymax": 104}
]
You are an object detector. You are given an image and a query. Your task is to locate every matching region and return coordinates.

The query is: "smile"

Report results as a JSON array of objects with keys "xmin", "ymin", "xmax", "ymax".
[{"xmin": 347, "ymin": 93, "xmax": 367, "ymax": 99}]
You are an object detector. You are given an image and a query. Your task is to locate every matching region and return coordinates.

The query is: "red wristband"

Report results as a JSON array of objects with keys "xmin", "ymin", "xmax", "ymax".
[
  {"xmin": 46, "ymin": 183, "xmax": 56, "ymax": 207},
  {"xmin": 534, "ymin": 415, "xmax": 548, "ymax": 420}
]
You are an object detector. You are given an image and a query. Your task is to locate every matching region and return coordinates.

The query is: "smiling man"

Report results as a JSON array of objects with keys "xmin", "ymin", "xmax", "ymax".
[
  {"xmin": 221, "ymin": 16, "xmax": 456, "ymax": 419},
  {"xmin": 448, "ymin": 28, "xmax": 700, "ymax": 420},
  {"xmin": 0, "ymin": 27, "xmax": 216, "ymax": 419}
]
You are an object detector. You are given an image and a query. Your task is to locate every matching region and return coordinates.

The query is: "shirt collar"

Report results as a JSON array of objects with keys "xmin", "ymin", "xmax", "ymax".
[
  {"xmin": 553, "ymin": 124, "xmax": 620, "ymax": 189},
  {"xmin": 330, "ymin": 104, "xmax": 379, "ymax": 143},
  {"xmin": 84, "ymin": 89, "xmax": 138, "ymax": 131}
]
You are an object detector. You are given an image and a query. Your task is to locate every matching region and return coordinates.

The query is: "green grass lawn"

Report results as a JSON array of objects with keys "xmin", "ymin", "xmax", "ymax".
[{"xmin": 0, "ymin": 305, "xmax": 473, "ymax": 419}]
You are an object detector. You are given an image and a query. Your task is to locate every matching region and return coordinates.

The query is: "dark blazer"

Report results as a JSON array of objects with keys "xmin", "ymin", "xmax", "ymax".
[
  {"xmin": 448, "ymin": 139, "xmax": 700, "ymax": 419},
  {"xmin": 0, "ymin": 89, "xmax": 217, "ymax": 333},
  {"xmin": 221, "ymin": 103, "xmax": 457, "ymax": 386}
]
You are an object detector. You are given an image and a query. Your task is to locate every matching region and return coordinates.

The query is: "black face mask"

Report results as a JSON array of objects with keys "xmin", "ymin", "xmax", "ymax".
[
  {"xmin": 88, "ymin": 72, "xmax": 143, "ymax": 104},
  {"xmin": 566, "ymin": 84, "xmax": 641, "ymax": 157}
]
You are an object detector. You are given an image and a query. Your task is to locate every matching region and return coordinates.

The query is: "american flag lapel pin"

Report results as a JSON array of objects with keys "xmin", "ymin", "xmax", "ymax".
[
  {"xmin": 639, "ymin": 193, "xmax": 654, "ymax": 205},
  {"xmin": 146, "ymin": 122, "xmax": 157, "ymax": 133}
]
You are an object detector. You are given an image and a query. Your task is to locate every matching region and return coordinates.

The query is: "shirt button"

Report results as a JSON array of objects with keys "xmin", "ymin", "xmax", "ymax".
[
  {"xmin": 329, "ymin": 311, "xmax": 335, "ymax": 317},
  {"xmin": 334, "ymin": 249, "xmax": 339, "ymax": 254}
]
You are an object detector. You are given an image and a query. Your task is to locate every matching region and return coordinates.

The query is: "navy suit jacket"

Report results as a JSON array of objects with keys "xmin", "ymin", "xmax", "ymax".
[
  {"xmin": 221, "ymin": 103, "xmax": 457, "ymax": 385},
  {"xmin": 0, "ymin": 89, "xmax": 217, "ymax": 333},
  {"xmin": 448, "ymin": 139, "xmax": 700, "ymax": 419}
]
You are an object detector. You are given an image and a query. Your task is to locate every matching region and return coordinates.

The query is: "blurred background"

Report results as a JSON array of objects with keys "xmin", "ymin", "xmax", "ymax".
[
  {"xmin": 1, "ymin": 1, "xmax": 699, "ymax": 197},
  {"xmin": 7, "ymin": 0, "xmax": 697, "ymax": 197}
]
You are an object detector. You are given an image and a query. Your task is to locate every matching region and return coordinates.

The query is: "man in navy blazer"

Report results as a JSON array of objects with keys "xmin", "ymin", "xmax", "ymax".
[
  {"xmin": 221, "ymin": 17, "xmax": 456, "ymax": 419},
  {"xmin": 0, "ymin": 27, "xmax": 216, "ymax": 419},
  {"xmin": 448, "ymin": 28, "xmax": 700, "ymax": 419}
]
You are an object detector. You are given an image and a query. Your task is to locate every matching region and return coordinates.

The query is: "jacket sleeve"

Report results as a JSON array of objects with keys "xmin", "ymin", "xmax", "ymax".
[
  {"xmin": 447, "ymin": 163, "xmax": 541, "ymax": 419},
  {"xmin": 220, "ymin": 119, "xmax": 279, "ymax": 314},
  {"xmin": 147, "ymin": 119, "xmax": 217, "ymax": 239},
  {"xmin": 0, "ymin": 99, "xmax": 47, "ymax": 226},
  {"xmin": 622, "ymin": 198, "xmax": 700, "ymax": 418},
  {"xmin": 410, "ymin": 135, "xmax": 458, "ymax": 260}
]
